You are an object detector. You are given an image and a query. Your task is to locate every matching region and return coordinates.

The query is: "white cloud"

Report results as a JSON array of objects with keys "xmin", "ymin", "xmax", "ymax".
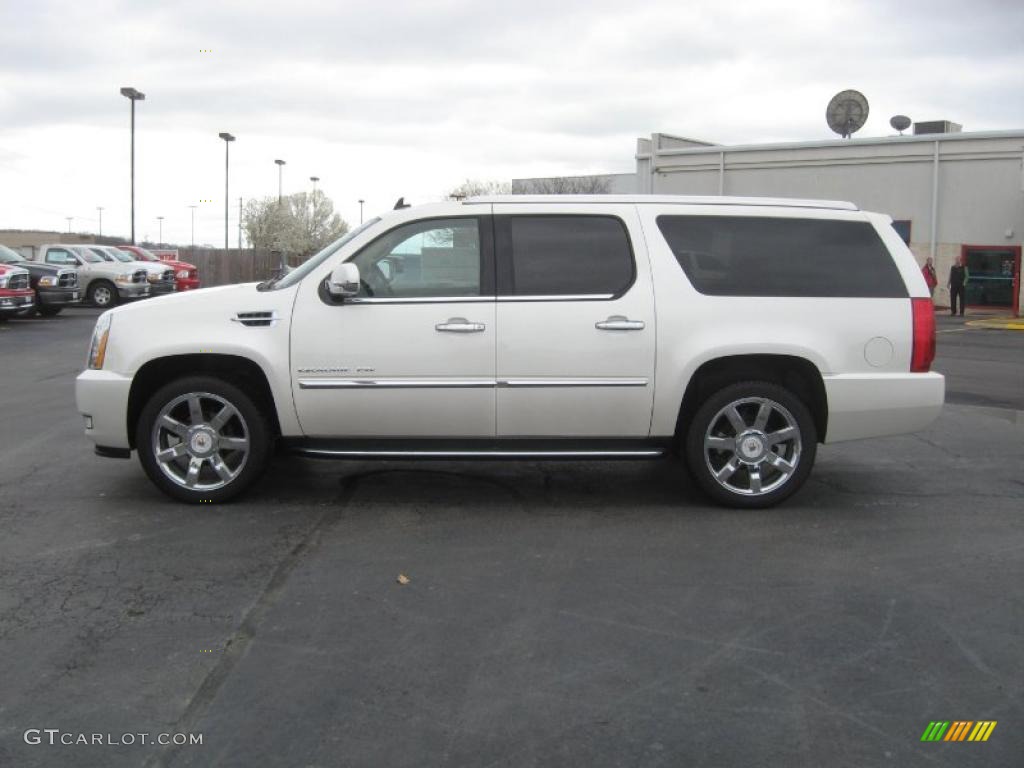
[{"xmin": 1, "ymin": 0, "xmax": 1021, "ymax": 245}]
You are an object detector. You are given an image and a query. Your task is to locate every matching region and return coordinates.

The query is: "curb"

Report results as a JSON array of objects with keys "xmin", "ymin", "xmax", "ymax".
[{"xmin": 964, "ymin": 318, "xmax": 1024, "ymax": 331}]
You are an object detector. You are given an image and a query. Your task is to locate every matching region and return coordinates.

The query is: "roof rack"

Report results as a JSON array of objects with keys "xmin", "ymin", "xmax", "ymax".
[{"xmin": 462, "ymin": 194, "xmax": 859, "ymax": 211}]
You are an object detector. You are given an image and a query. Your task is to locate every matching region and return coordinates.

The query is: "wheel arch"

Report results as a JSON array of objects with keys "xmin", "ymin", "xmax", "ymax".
[
  {"xmin": 675, "ymin": 354, "xmax": 828, "ymax": 444},
  {"xmin": 127, "ymin": 354, "xmax": 281, "ymax": 449}
]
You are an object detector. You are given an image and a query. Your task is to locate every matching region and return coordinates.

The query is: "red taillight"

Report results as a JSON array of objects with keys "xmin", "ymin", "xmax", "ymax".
[{"xmin": 911, "ymin": 298, "xmax": 935, "ymax": 372}]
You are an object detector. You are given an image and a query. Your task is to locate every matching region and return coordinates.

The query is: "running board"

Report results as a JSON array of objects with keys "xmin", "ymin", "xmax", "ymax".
[{"xmin": 282, "ymin": 437, "xmax": 671, "ymax": 460}]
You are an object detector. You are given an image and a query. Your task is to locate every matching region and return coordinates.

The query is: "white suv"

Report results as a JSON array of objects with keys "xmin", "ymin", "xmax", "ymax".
[{"xmin": 76, "ymin": 195, "xmax": 943, "ymax": 507}]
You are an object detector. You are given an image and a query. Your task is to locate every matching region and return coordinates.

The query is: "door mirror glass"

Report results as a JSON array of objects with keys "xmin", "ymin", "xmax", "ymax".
[{"xmin": 327, "ymin": 263, "xmax": 360, "ymax": 299}]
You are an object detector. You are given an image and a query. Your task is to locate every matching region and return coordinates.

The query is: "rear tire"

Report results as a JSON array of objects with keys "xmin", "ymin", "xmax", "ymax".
[
  {"xmin": 136, "ymin": 376, "xmax": 273, "ymax": 503},
  {"xmin": 88, "ymin": 280, "xmax": 118, "ymax": 308},
  {"xmin": 684, "ymin": 381, "xmax": 817, "ymax": 509}
]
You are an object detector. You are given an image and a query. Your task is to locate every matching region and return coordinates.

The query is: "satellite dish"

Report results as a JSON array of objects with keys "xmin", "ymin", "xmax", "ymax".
[
  {"xmin": 826, "ymin": 90, "xmax": 869, "ymax": 138},
  {"xmin": 889, "ymin": 115, "xmax": 912, "ymax": 135}
]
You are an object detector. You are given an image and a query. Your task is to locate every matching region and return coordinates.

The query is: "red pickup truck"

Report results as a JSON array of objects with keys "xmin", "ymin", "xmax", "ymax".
[
  {"xmin": 0, "ymin": 262, "xmax": 35, "ymax": 320},
  {"xmin": 119, "ymin": 246, "xmax": 200, "ymax": 292}
]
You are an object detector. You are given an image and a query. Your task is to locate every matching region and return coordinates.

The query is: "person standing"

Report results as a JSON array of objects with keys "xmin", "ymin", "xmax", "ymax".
[
  {"xmin": 948, "ymin": 255, "xmax": 969, "ymax": 317},
  {"xmin": 922, "ymin": 257, "xmax": 938, "ymax": 298}
]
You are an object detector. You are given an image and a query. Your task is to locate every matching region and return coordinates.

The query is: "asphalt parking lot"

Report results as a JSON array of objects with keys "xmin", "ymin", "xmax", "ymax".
[{"xmin": 1, "ymin": 307, "xmax": 1022, "ymax": 768}]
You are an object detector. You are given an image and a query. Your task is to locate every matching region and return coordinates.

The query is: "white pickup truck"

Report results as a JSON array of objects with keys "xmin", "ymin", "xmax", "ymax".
[
  {"xmin": 34, "ymin": 244, "xmax": 149, "ymax": 307},
  {"xmin": 76, "ymin": 195, "xmax": 944, "ymax": 507}
]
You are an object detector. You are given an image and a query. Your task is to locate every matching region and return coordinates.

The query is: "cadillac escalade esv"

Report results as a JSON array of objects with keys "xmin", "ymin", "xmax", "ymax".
[{"xmin": 76, "ymin": 195, "xmax": 944, "ymax": 507}]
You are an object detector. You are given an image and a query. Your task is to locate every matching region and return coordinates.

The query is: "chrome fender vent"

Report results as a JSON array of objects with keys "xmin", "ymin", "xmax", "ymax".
[{"xmin": 232, "ymin": 311, "xmax": 279, "ymax": 327}]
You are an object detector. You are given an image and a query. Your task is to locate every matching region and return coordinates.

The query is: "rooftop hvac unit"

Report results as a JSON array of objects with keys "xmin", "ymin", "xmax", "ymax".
[{"xmin": 913, "ymin": 120, "xmax": 962, "ymax": 135}]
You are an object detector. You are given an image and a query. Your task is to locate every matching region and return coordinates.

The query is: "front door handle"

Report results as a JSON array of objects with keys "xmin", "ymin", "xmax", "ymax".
[
  {"xmin": 596, "ymin": 315, "xmax": 645, "ymax": 331},
  {"xmin": 436, "ymin": 317, "xmax": 486, "ymax": 333}
]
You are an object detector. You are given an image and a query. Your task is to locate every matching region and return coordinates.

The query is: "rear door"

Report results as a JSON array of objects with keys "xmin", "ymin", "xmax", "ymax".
[{"xmin": 492, "ymin": 204, "xmax": 656, "ymax": 437}]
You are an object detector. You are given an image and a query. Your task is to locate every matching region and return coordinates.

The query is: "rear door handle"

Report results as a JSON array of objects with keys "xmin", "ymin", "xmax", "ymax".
[
  {"xmin": 596, "ymin": 315, "xmax": 645, "ymax": 331},
  {"xmin": 436, "ymin": 317, "xmax": 486, "ymax": 333}
]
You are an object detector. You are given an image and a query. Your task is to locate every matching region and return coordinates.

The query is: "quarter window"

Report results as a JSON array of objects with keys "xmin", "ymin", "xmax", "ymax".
[
  {"xmin": 502, "ymin": 215, "xmax": 634, "ymax": 297},
  {"xmin": 348, "ymin": 218, "xmax": 481, "ymax": 298},
  {"xmin": 656, "ymin": 215, "xmax": 907, "ymax": 298}
]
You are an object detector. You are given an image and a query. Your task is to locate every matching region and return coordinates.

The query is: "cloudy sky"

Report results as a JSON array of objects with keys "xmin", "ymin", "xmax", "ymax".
[{"xmin": 1, "ymin": 0, "xmax": 1022, "ymax": 246}]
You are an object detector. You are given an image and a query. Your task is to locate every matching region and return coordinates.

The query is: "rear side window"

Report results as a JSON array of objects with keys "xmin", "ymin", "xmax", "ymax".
[
  {"xmin": 656, "ymin": 215, "xmax": 907, "ymax": 298},
  {"xmin": 501, "ymin": 215, "xmax": 634, "ymax": 296}
]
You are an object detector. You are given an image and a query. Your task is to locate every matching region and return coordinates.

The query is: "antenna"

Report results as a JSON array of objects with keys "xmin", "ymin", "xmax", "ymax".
[
  {"xmin": 889, "ymin": 115, "xmax": 911, "ymax": 135},
  {"xmin": 826, "ymin": 90, "xmax": 869, "ymax": 139}
]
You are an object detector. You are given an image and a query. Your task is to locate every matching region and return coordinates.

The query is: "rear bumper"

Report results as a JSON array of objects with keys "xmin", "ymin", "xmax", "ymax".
[
  {"xmin": 76, "ymin": 369, "xmax": 132, "ymax": 451},
  {"xmin": 823, "ymin": 372, "xmax": 945, "ymax": 443}
]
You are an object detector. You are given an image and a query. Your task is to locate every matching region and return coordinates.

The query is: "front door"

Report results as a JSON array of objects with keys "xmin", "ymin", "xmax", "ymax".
[
  {"xmin": 492, "ymin": 204, "xmax": 656, "ymax": 437},
  {"xmin": 290, "ymin": 214, "xmax": 497, "ymax": 438}
]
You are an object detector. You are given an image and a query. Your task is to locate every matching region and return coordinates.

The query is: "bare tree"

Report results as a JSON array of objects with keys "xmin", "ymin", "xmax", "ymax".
[
  {"xmin": 511, "ymin": 176, "xmax": 612, "ymax": 194},
  {"xmin": 243, "ymin": 192, "xmax": 349, "ymax": 257},
  {"xmin": 445, "ymin": 178, "xmax": 514, "ymax": 200}
]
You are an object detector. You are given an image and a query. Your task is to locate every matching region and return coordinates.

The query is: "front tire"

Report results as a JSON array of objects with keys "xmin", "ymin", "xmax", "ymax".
[
  {"xmin": 88, "ymin": 280, "xmax": 118, "ymax": 308},
  {"xmin": 38, "ymin": 305, "xmax": 63, "ymax": 317},
  {"xmin": 684, "ymin": 381, "xmax": 817, "ymax": 509},
  {"xmin": 136, "ymin": 376, "xmax": 273, "ymax": 503}
]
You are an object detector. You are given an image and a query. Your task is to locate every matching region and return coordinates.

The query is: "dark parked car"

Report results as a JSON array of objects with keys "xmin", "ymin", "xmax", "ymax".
[{"xmin": 0, "ymin": 244, "xmax": 80, "ymax": 316}]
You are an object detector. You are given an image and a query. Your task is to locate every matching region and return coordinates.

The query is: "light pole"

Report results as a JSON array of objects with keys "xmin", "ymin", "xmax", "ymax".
[
  {"xmin": 310, "ymin": 176, "xmax": 319, "ymax": 193},
  {"xmin": 219, "ymin": 133, "xmax": 235, "ymax": 253},
  {"xmin": 157, "ymin": 216, "xmax": 164, "ymax": 245},
  {"xmin": 274, "ymin": 159, "xmax": 286, "ymax": 203},
  {"xmin": 97, "ymin": 206, "xmax": 104, "ymax": 237},
  {"xmin": 120, "ymin": 87, "xmax": 145, "ymax": 244},
  {"xmin": 189, "ymin": 205, "xmax": 197, "ymax": 253},
  {"xmin": 358, "ymin": 199, "xmax": 364, "ymax": 225},
  {"xmin": 66, "ymin": 217, "xmax": 72, "ymax": 234}
]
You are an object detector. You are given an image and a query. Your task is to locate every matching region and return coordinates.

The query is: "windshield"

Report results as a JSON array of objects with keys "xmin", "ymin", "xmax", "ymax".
[
  {"xmin": 133, "ymin": 247, "xmax": 159, "ymax": 261},
  {"xmin": 109, "ymin": 248, "xmax": 136, "ymax": 263},
  {"xmin": 0, "ymin": 244, "xmax": 27, "ymax": 264},
  {"xmin": 269, "ymin": 217, "xmax": 382, "ymax": 290},
  {"xmin": 75, "ymin": 247, "xmax": 102, "ymax": 263}
]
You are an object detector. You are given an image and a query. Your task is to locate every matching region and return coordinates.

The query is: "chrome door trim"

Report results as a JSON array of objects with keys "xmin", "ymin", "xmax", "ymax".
[
  {"xmin": 497, "ymin": 294, "xmax": 615, "ymax": 302},
  {"xmin": 298, "ymin": 378, "xmax": 496, "ymax": 390},
  {"xmin": 346, "ymin": 296, "xmax": 492, "ymax": 304},
  {"xmin": 498, "ymin": 378, "xmax": 648, "ymax": 388}
]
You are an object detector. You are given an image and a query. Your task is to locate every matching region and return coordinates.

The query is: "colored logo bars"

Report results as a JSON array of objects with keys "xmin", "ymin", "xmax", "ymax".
[{"xmin": 921, "ymin": 721, "xmax": 997, "ymax": 742}]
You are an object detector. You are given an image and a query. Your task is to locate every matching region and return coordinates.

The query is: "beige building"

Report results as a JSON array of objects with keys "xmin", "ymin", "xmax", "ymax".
[{"xmin": 529, "ymin": 126, "xmax": 1024, "ymax": 315}]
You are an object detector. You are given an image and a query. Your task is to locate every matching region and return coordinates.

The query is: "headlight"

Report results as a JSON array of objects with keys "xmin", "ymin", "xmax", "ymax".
[
  {"xmin": 88, "ymin": 312, "xmax": 113, "ymax": 370},
  {"xmin": 147, "ymin": 273, "xmax": 161, "ymax": 283},
  {"xmin": 0, "ymin": 277, "xmax": 7, "ymax": 289},
  {"xmin": 39, "ymin": 275, "xmax": 58, "ymax": 287},
  {"xmin": 115, "ymin": 272, "xmax": 134, "ymax": 284},
  {"xmin": 176, "ymin": 269, "xmax": 189, "ymax": 279}
]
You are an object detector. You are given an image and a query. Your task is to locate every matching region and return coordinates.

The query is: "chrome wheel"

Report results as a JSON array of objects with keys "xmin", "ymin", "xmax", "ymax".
[
  {"xmin": 703, "ymin": 396, "xmax": 802, "ymax": 497},
  {"xmin": 151, "ymin": 392, "xmax": 250, "ymax": 491}
]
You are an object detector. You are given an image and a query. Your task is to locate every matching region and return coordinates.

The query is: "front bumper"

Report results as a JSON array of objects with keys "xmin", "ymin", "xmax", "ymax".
[
  {"xmin": 0, "ymin": 290, "xmax": 34, "ymax": 314},
  {"xmin": 117, "ymin": 283, "xmax": 150, "ymax": 299},
  {"xmin": 76, "ymin": 369, "xmax": 133, "ymax": 451},
  {"xmin": 823, "ymin": 372, "xmax": 945, "ymax": 443},
  {"xmin": 176, "ymin": 277, "xmax": 201, "ymax": 292},
  {"xmin": 38, "ymin": 287, "xmax": 81, "ymax": 306},
  {"xmin": 149, "ymin": 281, "xmax": 177, "ymax": 296}
]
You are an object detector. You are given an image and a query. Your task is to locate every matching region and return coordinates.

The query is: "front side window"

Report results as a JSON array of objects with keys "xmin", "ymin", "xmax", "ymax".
[
  {"xmin": 348, "ymin": 218, "xmax": 481, "ymax": 298},
  {"xmin": 45, "ymin": 249, "xmax": 78, "ymax": 266},
  {"xmin": 74, "ymin": 247, "xmax": 101, "ymax": 263},
  {"xmin": 90, "ymin": 247, "xmax": 114, "ymax": 262},
  {"xmin": 501, "ymin": 215, "xmax": 634, "ymax": 297},
  {"xmin": 656, "ymin": 215, "xmax": 908, "ymax": 298}
]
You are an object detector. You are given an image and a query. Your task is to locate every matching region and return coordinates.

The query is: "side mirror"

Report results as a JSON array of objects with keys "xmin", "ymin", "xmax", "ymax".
[{"xmin": 327, "ymin": 263, "xmax": 360, "ymax": 299}]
